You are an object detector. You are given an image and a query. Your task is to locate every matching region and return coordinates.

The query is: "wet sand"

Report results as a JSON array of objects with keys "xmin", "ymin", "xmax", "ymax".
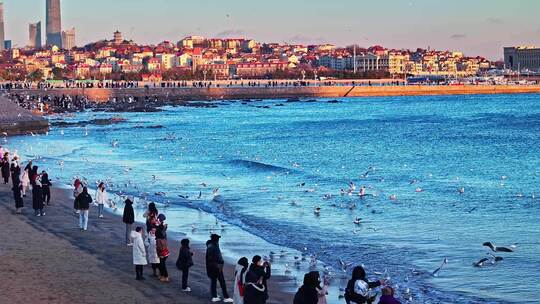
[{"xmin": 0, "ymin": 183, "xmax": 294, "ymax": 304}]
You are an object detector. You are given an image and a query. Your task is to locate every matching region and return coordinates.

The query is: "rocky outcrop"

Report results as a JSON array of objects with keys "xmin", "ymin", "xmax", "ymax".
[{"xmin": 0, "ymin": 95, "xmax": 49, "ymax": 136}]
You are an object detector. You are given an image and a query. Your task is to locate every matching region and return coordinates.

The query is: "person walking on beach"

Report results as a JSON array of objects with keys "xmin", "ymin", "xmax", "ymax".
[
  {"xmin": 13, "ymin": 178, "xmax": 24, "ymax": 214},
  {"xmin": 32, "ymin": 179, "xmax": 45, "ymax": 216},
  {"xmin": 131, "ymin": 226, "xmax": 147, "ymax": 280},
  {"xmin": 41, "ymin": 170, "xmax": 52, "ymax": 206},
  {"xmin": 248, "ymin": 255, "xmax": 271, "ymax": 303},
  {"xmin": 1, "ymin": 152, "xmax": 10, "ymax": 184},
  {"xmin": 75, "ymin": 187, "xmax": 92, "ymax": 231},
  {"xmin": 156, "ymin": 214, "xmax": 170, "ymax": 282},
  {"xmin": 73, "ymin": 179, "xmax": 83, "ymax": 214},
  {"xmin": 122, "ymin": 197, "xmax": 135, "ymax": 246},
  {"xmin": 233, "ymin": 257, "xmax": 250, "ymax": 304},
  {"xmin": 206, "ymin": 233, "xmax": 234, "ymax": 303},
  {"xmin": 344, "ymin": 266, "xmax": 384, "ymax": 304},
  {"xmin": 176, "ymin": 238, "xmax": 194, "ymax": 292},
  {"xmin": 145, "ymin": 227, "xmax": 160, "ymax": 277},
  {"xmin": 95, "ymin": 182, "xmax": 107, "ymax": 218}
]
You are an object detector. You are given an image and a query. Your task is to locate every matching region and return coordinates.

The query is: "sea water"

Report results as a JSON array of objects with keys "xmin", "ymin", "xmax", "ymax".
[{"xmin": 7, "ymin": 94, "xmax": 540, "ymax": 303}]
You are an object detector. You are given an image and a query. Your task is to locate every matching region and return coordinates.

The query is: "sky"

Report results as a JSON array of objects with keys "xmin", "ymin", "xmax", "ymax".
[{"xmin": 2, "ymin": 0, "xmax": 540, "ymax": 60}]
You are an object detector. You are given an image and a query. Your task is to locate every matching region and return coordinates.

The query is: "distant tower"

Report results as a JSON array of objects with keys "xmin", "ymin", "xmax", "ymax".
[
  {"xmin": 0, "ymin": 2, "xmax": 5, "ymax": 51},
  {"xmin": 46, "ymin": 0, "xmax": 62, "ymax": 47},
  {"xmin": 61, "ymin": 27, "xmax": 75, "ymax": 49},
  {"xmin": 113, "ymin": 30, "xmax": 123, "ymax": 45},
  {"xmin": 29, "ymin": 22, "xmax": 42, "ymax": 49}
]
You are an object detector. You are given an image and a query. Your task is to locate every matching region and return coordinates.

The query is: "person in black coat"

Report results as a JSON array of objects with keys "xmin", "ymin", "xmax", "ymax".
[
  {"xmin": 32, "ymin": 180, "xmax": 45, "ymax": 216},
  {"xmin": 13, "ymin": 179, "xmax": 24, "ymax": 214},
  {"xmin": 293, "ymin": 272, "xmax": 319, "ymax": 304},
  {"xmin": 122, "ymin": 198, "xmax": 135, "ymax": 245},
  {"xmin": 176, "ymin": 238, "xmax": 194, "ymax": 291},
  {"xmin": 10, "ymin": 158, "xmax": 21, "ymax": 186},
  {"xmin": 248, "ymin": 255, "xmax": 271, "ymax": 303},
  {"xmin": 244, "ymin": 268, "xmax": 267, "ymax": 304},
  {"xmin": 1, "ymin": 154, "xmax": 10, "ymax": 184},
  {"xmin": 205, "ymin": 234, "xmax": 232, "ymax": 302},
  {"xmin": 30, "ymin": 165, "xmax": 39, "ymax": 186},
  {"xmin": 40, "ymin": 171, "xmax": 52, "ymax": 205},
  {"xmin": 75, "ymin": 187, "xmax": 92, "ymax": 231}
]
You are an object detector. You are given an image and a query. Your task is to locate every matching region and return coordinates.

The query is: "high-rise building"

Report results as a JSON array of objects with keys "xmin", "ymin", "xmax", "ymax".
[
  {"xmin": 29, "ymin": 22, "xmax": 42, "ymax": 49},
  {"xmin": 0, "ymin": 2, "xmax": 5, "ymax": 51},
  {"xmin": 46, "ymin": 0, "xmax": 62, "ymax": 47},
  {"xmin": 62, "ymin": 27, "xmax": 75, "ymax": 50}
]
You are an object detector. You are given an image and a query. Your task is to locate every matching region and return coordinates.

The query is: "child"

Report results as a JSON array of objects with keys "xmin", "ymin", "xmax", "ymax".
[
  {"xmin": 378, "ymin": 286, "xmax": 401, "ymax": 304},
  {"xmin": 131, "ymin": 226, "xmax": 147, "ymax": 280},
  {"xmin": 145, "ymin": 227, "xmax": 160, "ymax": 277},
  {"xmin": 176, "ymin": 238, "xmax": 194, "ymax": 292}
]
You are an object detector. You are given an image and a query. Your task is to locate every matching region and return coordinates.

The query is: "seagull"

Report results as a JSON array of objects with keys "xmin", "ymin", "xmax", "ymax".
[
  {"xmin": 432, "ymin": 258, "xmax": 448, "ymax": 277},
  {"xmin": 487, "ymin": 253, "xmax": 504, "ymax": 262},
  {"xmin": 458, "ymin": 187, "xmax": 465, "ymax": 194},
  {"xmin": 353, "ymin": 217, "xmax": 362, "ymax": 225},
  {"xmin": 314, "ymin": 207, "xmax": 321, "ymax": 215},
  {"xmin": 472, "ymin": 257, "xmax": 489, "ymax": 267},
  {"xmin": 338, "ymin": 258, "xmax": 353, "ymax": 272},
  {"xmin": 483, "ymin": 242, "xmax": 514, "ymax": 252}
]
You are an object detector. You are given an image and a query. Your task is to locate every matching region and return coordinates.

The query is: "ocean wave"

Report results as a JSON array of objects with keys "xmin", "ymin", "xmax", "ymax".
[{"xmin": 228, "ymin": 159, "xmax": 297, "ymax": 173}]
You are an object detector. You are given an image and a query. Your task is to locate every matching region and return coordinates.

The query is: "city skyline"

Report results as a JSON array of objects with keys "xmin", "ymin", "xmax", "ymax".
[{"xmin": 1, "ymin": 0, "xmax": 540, "ymax": 59}]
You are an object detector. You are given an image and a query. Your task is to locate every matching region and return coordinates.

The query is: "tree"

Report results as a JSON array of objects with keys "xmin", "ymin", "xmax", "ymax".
[
  {"xmin": 27, "ymin": 70, "xmax": 44, "ymax": 82},
  {"xmin": 51, "ymin": 67, "xmax": 64, "ymax": 80}
]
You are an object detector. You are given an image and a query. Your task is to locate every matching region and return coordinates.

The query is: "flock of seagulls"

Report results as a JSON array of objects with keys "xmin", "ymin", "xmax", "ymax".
[{"xmin": 4, "ymin": 114, "xmax": 536, "ymax": 304}]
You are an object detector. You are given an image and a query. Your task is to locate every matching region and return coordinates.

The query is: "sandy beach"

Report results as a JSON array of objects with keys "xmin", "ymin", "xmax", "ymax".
[{"xmin": 0, "ymin": 183, "xmax": 294, "ymax": 304}]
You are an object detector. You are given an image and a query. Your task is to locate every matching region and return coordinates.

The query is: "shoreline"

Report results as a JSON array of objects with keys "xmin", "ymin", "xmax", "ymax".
[
  {"xmin": 0, "ymin": 183, "xmax": 294, "ymax": 304},
  {"xmin": 6, "ymin": 84, "xmax": 540, "ymax": 102}
]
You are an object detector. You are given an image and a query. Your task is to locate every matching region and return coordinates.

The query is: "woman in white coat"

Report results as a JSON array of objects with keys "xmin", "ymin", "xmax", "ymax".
[
  {"xmin": 95, "ymin": 182, "xmax": 108, "ymax": 218},
  {"xmin": 233, "ymin": 257, "xmax": 250, "ymax": 304},
  {"xmin": 131, "ymin": 227, "xmax": 147, "ymax": 280},
  {"xmin": 144, "ymin": 227, "xmax": 161, "ymax": 277},
  {"xmin": 20, "ymin": 167, "xmax": 30, "ymax": 197}
]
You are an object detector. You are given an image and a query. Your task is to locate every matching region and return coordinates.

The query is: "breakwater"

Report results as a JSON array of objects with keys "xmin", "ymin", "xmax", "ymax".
[
  {"xmin": 10, "ymin": 84, "xmax": 540, "ymax": 102},
  {"xmin": 0, "ymin": 95, "xmax": 49, "ymax": 135}
]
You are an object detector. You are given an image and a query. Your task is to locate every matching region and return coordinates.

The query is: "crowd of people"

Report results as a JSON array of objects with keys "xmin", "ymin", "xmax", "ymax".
[{"xmin": 1, "ymin": 143, "xmax": 401, "ymax": 304}]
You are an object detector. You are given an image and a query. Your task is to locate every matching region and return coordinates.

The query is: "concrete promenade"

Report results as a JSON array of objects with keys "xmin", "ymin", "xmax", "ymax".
[{"xmin": 8, "ymin": 84, "xmax": 540, "ymax": 102}]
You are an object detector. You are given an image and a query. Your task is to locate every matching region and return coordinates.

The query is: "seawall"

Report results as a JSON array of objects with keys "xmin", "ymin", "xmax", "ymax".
[
  {"xmin": 8, "ymin": 84, "xmax": 540, "ymax": 102},
  {"xmin": 0, "ymin": 95, "xmax": 49, "ymax": 136}
]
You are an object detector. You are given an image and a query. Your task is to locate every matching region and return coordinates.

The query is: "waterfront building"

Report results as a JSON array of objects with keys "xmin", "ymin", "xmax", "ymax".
[
  {"xmin": 29, "ymin": 22, "xmax": 42, "ymax": 49},
  {"xmin": 504, "ymin": 46, "xmax": 540, "ymax": 72},
  {"xmin": 156, "ymin": 53, "xmax": 176, "ymax": 69},
  {"xmin": 46, "ymin": 0, "xmax": 63, "ymax": 47}
]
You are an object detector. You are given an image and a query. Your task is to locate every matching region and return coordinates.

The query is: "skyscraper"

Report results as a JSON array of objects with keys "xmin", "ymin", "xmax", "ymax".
[
  {"xmin": 46, "ymin": 0, "xmax": 62, "ymax": 47},
  {"xmin": 29, "ymin": 22, "xmax": 42, "ymax": 49},
  {"xmin": 0, "ymin": 2, "xmax": 5, "ymax": 51},
  {"xmin": 62, "ymin": 27, "xmax": 75, "ymax": 50}
]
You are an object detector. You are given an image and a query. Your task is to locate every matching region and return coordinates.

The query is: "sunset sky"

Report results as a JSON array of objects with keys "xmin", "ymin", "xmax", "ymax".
[{"xmin": 3, "ymin": 0, "xmax": 540, "ymax": 59}]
